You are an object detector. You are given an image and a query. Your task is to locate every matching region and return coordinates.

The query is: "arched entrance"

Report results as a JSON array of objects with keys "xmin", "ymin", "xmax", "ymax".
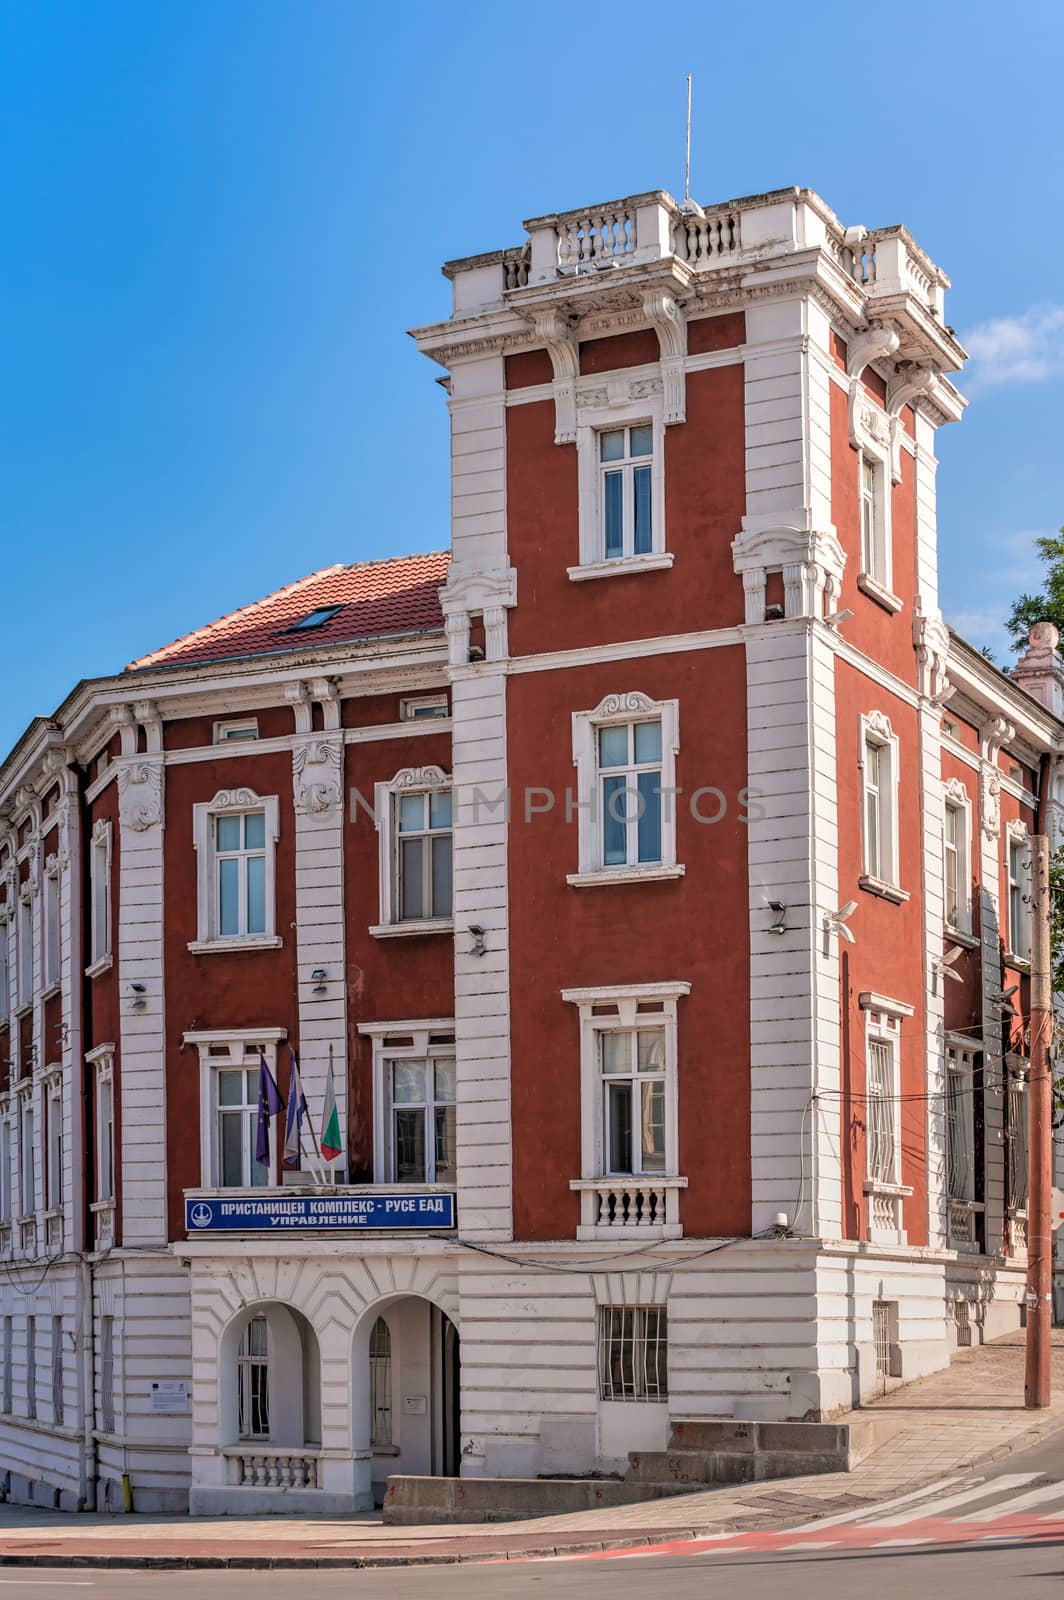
[
  {"xmin": 352, "ymin": 1295, "xmax": 460, "ymax": 1506},
  {"xmin": 219, "ymin": 1302, "xmax": 321, "ymax": 1490}
]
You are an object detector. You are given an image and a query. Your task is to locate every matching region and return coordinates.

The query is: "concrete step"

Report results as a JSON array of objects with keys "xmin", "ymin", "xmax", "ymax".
[{"xmin": 625, "ymin": 1417, "xmax": 889, "ymax": 1488}]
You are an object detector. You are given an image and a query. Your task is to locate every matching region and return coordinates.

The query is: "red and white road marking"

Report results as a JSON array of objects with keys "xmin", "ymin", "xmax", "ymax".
[{"xmin": 512, "ymin": 1473, "xmax": 1064, "ymax": 1564}]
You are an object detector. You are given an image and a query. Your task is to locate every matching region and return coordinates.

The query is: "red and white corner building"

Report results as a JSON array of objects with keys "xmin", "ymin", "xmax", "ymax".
[{"xmin": 0, "ymin": 183, "xmax": 1062, "ymax": 1515}]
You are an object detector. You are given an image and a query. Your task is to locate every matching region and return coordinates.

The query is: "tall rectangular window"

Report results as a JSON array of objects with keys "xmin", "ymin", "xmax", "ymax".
[
  {"xmin": 43, "ymin": 871, "xmax": 60, "ymax": 990},
  {"xmin": 861, "ymin": 719, "xmax": 899, "ymax": 887},
  {"xmin": 864, "ymin": 739, "xmax": 883, "ymax": 878},
  {"xmin": 599, "ymin": 424, "xmax": 654, "ymax": 560},
  {"xmin": 215, "ymin": 812, "xmax": 267, "ymax": 937},
  {"xmin": 2, "ymin": 1317, "xmax": 11, "ymax": 1412},
  {"xmin": 598, "ymin": 1306, "xmax": 668, "ymax": 1401},
  {"xmin": 51, "ymin": 1315, "xmax": 63, "ymax": 1426},
  {"xmin": 46, "ymin": 1084, "xmax": 62, "ymax": 1212},
  {"xmin": 90, "ymin": 824, "xmax": 111, "ymax": 966},
  {"xmin": 1007, "ymin": 1073, "xmax": 1029, "ymax": 1214},
  {"xmin": 867, "ymin": 1038, "xmax": 897, "ymax": 1185},
  {"xmin": 396, "ymin": 791, "xmax": 452, "ymax": 921},
  {"xmin": 100, "ymin": 1315, "xmax": 115, "ymax": 1434},
  {"xmin": 860, "ymin": 455, "xmax": 881, "ymax": 577},
  {"xmin": 25, "ymin": 1315, "xmax": 36, "ymax": 1420},
  {"xmin": 215, "ymin": 1066, "xmax": 270, "ymax": 1189},
  {"xmin": 598, "ymin": 719, "xmax": 663, "ymax": 868},
  {"xmin": 388, "ymin": 1056, "xmax": 456, "ymax": 1184},
  {"xmin": 1008, "ymin": 838, "xmax": 1031, "ymax": 960},
  {"xmin": 946, "ymin": 1047, "xmax": 975, "ymax": 1202},
  {"xmin": 238, "ymin": 1316, "xmax": 270, "ymax": 1439},
  {"xmin": 20, "ymin": 1103, "xmax": 35, "ymax": 1217},
  {"xmin": 17, "ymin": 898, "xmax": 32, "ymax": 1006},
  {"xmin": 0, "ymin": 926, "xmax": 9, "ymax": 1020},
  {"xmin": 943, "ymin": 798, "xmax": 970, "ymax": 931},
  {"xmin": 97, "ymin": 1069, "xmax": 115, "ymax": 1202},
  {"xmin": 601, "ymin": 1028, "xmax": 666, "ymax": 1176},
  {"xmin": 0, "ymin": 1121, "xmax": 10, "ymax": 1224}
]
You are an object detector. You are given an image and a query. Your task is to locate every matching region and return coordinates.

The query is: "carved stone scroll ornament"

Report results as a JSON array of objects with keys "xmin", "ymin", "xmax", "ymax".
[
  {"xmin": 533, "ymin": 310, "xmax": 579, "ymax": 445},
  {"xmin": 292, "ymin": 739, "xmax": 344, "ymax": 815},
  {"xmin": 117, "ymin": 761, "xmax": 164, "ymax": 832},
  {"xmin": 643, "ymin": 289, "xmax": 688, "ymax": 425}
]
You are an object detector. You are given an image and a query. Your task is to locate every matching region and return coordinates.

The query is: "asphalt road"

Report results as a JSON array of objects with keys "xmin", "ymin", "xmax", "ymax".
[{"xmin": 1, "ymin": 1539, "xmax": 1061, "ymax": 1600}]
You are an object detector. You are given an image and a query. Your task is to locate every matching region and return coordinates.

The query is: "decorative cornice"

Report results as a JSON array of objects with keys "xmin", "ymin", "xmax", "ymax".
[
  {"xmin": 389, "ymin": 765, "xmax": 449, "ymax": 791},
  {"xmin": 206, "ymin": 787, "xmax": 265, "ymax": 811}
]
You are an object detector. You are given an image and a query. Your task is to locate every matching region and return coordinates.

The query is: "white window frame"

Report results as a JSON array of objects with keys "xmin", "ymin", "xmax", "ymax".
[
  {"xmin": 90, "ymin": 1047, "xmax": 116, "ymax": 1205},
  {"xmin": 19, "ymin": 1097, "xmax": 35, "ymax": 1219},
  {"xmin": 2, "ymin": 1316, "xmax": 11, "ymax": 1412},
  {"xmin": 569, "ymin": 693, "xmax": 682, "ymax": 886},
  {"xmin": 571, "ymin": 396, "xmax": 672, "ymax": 581},
  {"xmin": 372, "ymin": 768, "xmax": 453, "ymax": 936},
  {"xmin": 945, "ymin": 1042, "xmax": 977, "ymax": 1205},
  {"xmin": 237, "ymin": 1314, "xmax": 271, "ymax": 1440},
  {"xmin": 0, "ymin": 908, "xmax": 10, "ymax": 1021},
  {"xmin": 1006, "ymin": 823, "xmax": 1032, "ymax": 962},
  {"xmin": 16, "ymin": 892, "xmax": 33, "ymax": 1009},
  {"xmin": 99, "ymin": 1313, "xmax": 116, "ymax": 1434},
  {"xmin": 399, "ymin": 696, "xmax": 449, "ymax": 722},
  {"xmin": 859, "ymin": 712, "xmax": 901, "ymax": 892},
  {"xmin": 185, "ymin": 1029, "xmax": 286, "ymax": 1188},
  {"xmin": 860, "ymin": 996, "xmax": 913, "ymax": 1244},
  {"xmin": 856, "ymin": 440, "xmax": 895, "ymax": 603},
  {"xmin": 562, "ymin": 982, "xmax": 690, "ymax": 1240},
  {"xmin": 45, "ymin": 1075, "xmax": 63, "ymax": 1213},
  {"xmin": 87, "ymin": 819, "xmax": 112, "ymax": 973},
  {"xmin": 213, "ymin": 718, "xmax": 259, "ymax": 743},
  {"xmin": 358, "ymin": 1020, "xmax": 457, "ymax": 1186},
  {"xmin": 42, "ymin": 860, "xmax": 60, "ymax": 993},
  {"xmin": 943, "ymin": 781, "xmax": 972, "ymax": 934},
  {"xmin": 190, "ymin": 791, "xmax": 281, "ymax": 952},
  {"xmin": 0, "ymin": 1119, "xmax": 12, "ymax": 1224}
]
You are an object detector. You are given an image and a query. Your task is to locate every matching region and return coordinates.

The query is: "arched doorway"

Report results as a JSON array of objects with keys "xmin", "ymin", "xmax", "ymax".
[
  {"xmin": 220, "ymin": 1302, "xmax": 321, "ymax": 1489},
  {"xmin": 353, "ymin": 1295, "xmax": 460, "ymax": 1506}
]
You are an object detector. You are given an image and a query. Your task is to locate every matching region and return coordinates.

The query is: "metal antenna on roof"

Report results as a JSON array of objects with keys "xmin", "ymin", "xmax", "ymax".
[{"xmin": 683, "ymin": 74, "xmax": 693, "ymax": 209}]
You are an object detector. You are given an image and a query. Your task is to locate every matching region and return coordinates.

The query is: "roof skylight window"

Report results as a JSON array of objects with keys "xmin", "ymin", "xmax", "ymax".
[{"xmin": 287, "ymin": 604, "xmax": 344, "ymax": 633}]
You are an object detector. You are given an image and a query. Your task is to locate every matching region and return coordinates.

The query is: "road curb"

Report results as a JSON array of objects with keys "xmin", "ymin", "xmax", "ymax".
[{"xmin": 0, "ymin": 1530, "xmax": 728, "ymax": 1571}]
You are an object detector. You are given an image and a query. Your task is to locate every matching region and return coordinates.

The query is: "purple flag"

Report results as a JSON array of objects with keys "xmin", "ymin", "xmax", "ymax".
[{"xmin": 255, "ymin": 1054, "xmax": 285, "ymax": 1169}]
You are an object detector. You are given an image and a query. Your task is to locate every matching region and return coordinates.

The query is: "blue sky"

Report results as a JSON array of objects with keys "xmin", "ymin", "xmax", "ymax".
[{"xmin": 2, "ymin": 0, "xmax": 1062, "ymax": 755}]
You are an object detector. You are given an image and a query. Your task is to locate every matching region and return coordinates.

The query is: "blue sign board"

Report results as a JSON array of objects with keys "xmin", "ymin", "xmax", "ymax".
[{"xmin": 185, "ymin": 1193, "xmax": 456, "ymax": 1233}]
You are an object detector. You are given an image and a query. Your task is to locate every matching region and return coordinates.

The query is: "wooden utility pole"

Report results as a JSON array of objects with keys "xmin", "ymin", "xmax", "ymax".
[{"xmin": 1025, "ymin": 833, "xmax": 1053, "ymax": 1408}]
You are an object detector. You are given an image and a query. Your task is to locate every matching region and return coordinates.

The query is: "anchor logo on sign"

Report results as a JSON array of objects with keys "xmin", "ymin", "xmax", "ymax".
[{"xmin": 190, "ymin": 1202, "xmax": 213, "ymax": 1229}]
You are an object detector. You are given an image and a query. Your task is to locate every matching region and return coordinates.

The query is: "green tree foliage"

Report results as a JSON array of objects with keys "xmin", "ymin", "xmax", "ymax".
[{"xmin": 1005, "ymin": 529, "xmax": 1064, "ymax": 653}]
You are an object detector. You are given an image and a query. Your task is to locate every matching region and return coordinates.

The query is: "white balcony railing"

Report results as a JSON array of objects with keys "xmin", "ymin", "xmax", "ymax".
[
  {"xmin": 947, "ymin": 1198, "xmax": 982, "ymax": 1252},
  {"xmin": 224, "ymin": 1447, "xmax": 321, "ymax": 1490},
  {"xmin": 571, "ymin": 1175, "xmax": 686, "ymax": 1239}
]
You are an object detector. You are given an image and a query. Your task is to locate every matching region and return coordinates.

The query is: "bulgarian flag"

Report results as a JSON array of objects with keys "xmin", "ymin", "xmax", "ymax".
[{"xmin": 320, "ymin": 1046, "xmax": 343, "ymax": 1163}]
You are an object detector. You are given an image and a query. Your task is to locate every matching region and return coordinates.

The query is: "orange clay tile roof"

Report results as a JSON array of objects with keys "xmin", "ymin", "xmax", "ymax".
[{"xmin": 125, "ymin": 551, "xmax": 451, "ymax": 671}]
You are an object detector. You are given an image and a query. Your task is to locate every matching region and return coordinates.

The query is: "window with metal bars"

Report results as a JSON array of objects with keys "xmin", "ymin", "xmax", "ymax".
[
  {"xmin": 1007, "ymin": 1074, "xmax": 1029, "ymax": 1213},
  {"xmin": 100, "ymin": 1315, "xmax": 115, "ymax": 1434},
  {"xmin": 2, "ymin": 1316, "xmax": 11, "ymax": 1412},
  {"xmin": 872, "ymin": 1299, "xmax": 894, "ymax": 1380},
  {"xmin": 946, "ymin": 1047, "xmax": 976, "ymax": 1201},
  {"xmin": 866, "ymin": 1038, "xmax": 897, "ymax": 1185},
  {"xmin": 369, "ymin": 1316, "xmax": 392, "ymax": 1447},
  {"xmin": 598, "ymin": 1306, "xmax": 667, "ymax": 1402},
  {"xmin": 51, "ymin": 1315, "xmax": 63, "ymax": 1425},
  {"xmin": 238, "ymin": 1315, "xmax": 270, "ymax": 1440},
  {"xmin": 25, "ymin": 1314, "xmax": 36, "ymax": 1419}
]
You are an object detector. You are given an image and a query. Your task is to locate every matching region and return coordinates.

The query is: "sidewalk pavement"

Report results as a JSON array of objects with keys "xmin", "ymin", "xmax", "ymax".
[{"xmin": 2, "ymin": 1329, "xmax": 1063, "ymax": 1570}]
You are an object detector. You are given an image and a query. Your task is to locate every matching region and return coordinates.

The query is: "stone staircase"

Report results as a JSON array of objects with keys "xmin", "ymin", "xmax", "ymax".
[{"xmin": 625, "ymin": 1416, "xmax": 888, "ymax": 1491}]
